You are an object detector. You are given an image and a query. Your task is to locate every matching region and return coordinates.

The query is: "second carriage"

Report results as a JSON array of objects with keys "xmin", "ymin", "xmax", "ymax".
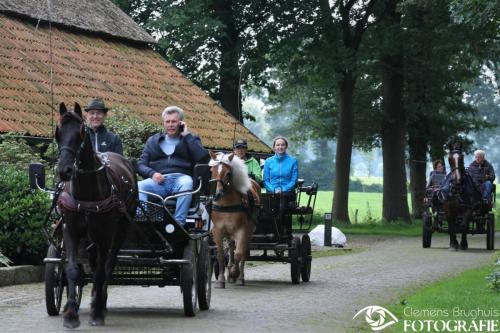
[{"xmin": 247, "ymin": 179, "xmax": 319, "ymax": 284}]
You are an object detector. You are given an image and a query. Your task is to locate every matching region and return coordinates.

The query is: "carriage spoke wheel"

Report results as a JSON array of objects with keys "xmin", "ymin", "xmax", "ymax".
[
  {"xmin": 290, "ymin": 236, "xmax": 301, "ymax": 284},
  {"xmin": 181, "ymin": 242, "xmax": 198, "ymax": 317},
  {"xmin": 300, "ymin": 234, "xmax": 312, "ymax": 282},
  {"xmin": 486, "ymin": 213, "xmax": 495, "ymax": 250},
  {"xmin": 422, "ymin": 212, "xmax": 433, "ymax": 248},
  {"xmin": 45, "ymin": 244, "xmax": 64, "ymax": 316},
  {"xmin": 197, "ymin": 238, "xmax": 212, "ymax": 310}
]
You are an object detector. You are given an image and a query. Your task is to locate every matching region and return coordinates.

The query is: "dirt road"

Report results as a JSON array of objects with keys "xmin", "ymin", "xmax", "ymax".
[{"xmin": 0, "ymin": 234, "xmax": 496, "ymax": 332}]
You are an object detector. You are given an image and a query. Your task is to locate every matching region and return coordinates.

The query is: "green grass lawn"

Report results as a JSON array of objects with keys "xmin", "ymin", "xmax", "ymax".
[{"xmin": 382, "ymin": 264, "xmax": 500, "ymax": 333}]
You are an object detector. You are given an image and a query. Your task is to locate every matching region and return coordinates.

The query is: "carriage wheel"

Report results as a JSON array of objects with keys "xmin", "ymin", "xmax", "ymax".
[
  {"xmin": 486, "ymin": 213, "xmax": 495, "ymax": 250},
  {"xmin": 197, "ymin": 238, "xmax": 212, "ymax": 310},
  {"xmin": 181, "ymin": 243, "xmax": 198, "ymax": 317},
  {"xmin": 422, "ymin": 212, "xmax": 433, "ymax": 248},
  {"xmin": 45, "ymin": 244, "xmax": 64, "ymax": 316},
  {"xmin": 290, "ymin": 236, "xmax": 301, "ymax": 284},
  {"xmin": 300, "ymin": 234, "xmax": 312, "ymax": 282}
]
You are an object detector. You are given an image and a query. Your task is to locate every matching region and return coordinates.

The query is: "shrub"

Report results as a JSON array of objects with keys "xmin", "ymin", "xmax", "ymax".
[
  {"xmin": 0, "ymin": 134, "xmax": 40, "ymax": 168},
  {"xmin": 486, "ymin": 259, "xmax": 500, "ymax": 292},
  {"xmin": 0, "ymin": 164, "xmax": 51, "ymax": 265},
  {"xmin": 106, "ymin": 107, "xmax": 160, "ymax": 162}
]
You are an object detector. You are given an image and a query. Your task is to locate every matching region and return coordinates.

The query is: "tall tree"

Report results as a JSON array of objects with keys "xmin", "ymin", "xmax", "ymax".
[
  {"xmin": 377, "ymin": 0, "xmax": 410, "ymax": 222},
  {"xmin": 112, "ymin": 0, "xmax": 275, "ymax": 121}
]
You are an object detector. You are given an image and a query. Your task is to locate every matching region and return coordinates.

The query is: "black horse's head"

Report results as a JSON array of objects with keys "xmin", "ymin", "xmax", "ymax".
[
  {"xmin": 55, "ymin": 102, "xmax": 86, "ymax": 181},
  {"xmin": 448, "ymin": 142, "xmax": 465, "ymax": 187}
]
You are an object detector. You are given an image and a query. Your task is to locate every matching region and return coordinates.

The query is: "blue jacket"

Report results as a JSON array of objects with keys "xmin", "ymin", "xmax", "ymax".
[
  {"xmin": 137, "ymin": 132, "xmax": 208, "ymax": 178},
  {"xmin": 263, "ymin": 153, "xmax": 298, "ymax": 192}
]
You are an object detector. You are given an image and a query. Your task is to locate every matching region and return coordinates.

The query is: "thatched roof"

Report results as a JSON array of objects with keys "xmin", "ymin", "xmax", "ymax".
[
  {"xmin": 0, "ymin": 0, "xmax": 155, "ymax": 44},
  {"xmin": 0, "ymin": 13, "xmax": 271, "ymax": 153}
]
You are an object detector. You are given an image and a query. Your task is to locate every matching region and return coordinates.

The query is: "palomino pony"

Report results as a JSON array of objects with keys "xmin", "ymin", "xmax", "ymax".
[
  {"xmin": 55, "ymin": 103, "xmax": 137, "ymax": 328},
  {"xmin": 209, "ymin": 151, "xmax": 261, "ymax": 288},
  {"xmin": 440, "ymin": 143, "xmax": 481, "ymax": 250}
]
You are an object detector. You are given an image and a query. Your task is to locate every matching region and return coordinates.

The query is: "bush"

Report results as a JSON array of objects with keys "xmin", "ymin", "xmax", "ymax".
[
  {"xmin": 106, "ymin": 107, "xmax": 160, "ymax": 162},
  {"xmin": 486, "ymin": 259, "xmax": 500, "ymax": 292},
  {"xmin": 0, "ymin": 164, "xmax": 51, "ymax": 265},
  {"xmin": 0, "ymin": 134, "xmax": 40, "ymax": 168}
]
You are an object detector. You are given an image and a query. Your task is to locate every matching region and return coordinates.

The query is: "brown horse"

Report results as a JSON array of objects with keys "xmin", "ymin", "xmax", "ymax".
[
  {"xmin": 209, "ymin": 151, "xmax": 261, "ymax": 288},
  {"xmin": 55, "ymin": 103, "xmax": 137, "ymax": 328},
  {"xmin": 441, "ymin": 143, "xmax": 481, "ymax": 250}
]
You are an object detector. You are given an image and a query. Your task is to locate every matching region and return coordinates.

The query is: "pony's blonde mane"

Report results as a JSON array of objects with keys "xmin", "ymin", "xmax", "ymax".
[{"xmin": 209, "ymin": 153, "xmax": 252, "ymax": 194}]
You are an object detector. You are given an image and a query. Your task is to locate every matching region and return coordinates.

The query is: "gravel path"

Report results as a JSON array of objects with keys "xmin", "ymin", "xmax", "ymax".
[{"xmin": 0, "ymin": 234, "xmax": 497, "ymax": 332}]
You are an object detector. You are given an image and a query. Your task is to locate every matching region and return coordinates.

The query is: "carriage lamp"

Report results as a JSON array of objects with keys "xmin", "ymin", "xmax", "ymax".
[{"xmin": 324, "ymin": 213, "xmax": 332, "ymax": 247}]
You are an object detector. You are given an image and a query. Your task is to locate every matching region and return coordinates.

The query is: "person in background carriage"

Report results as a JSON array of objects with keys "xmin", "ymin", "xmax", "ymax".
[
  {"xmin": 84, "ymin": 98, "xmax": 123, "ymax": 154},
  {"xmin": 137, "ymin": 106, "xmax": 209, "ymax": 225},
  {"xmin": 263, "ymin": 136, "xmax": 298, "ymax": 207},
  {"xmin": 468, "ymin": 150, "xmax": 495, "ymax": 204},
  {"xmin": 233, "ymin": 138, "xmax": 262, "ymax": 184},
  {"xmin": 425, "ymin": 160, "xmax": 446, "ymax": 209},
  {"xmin": 427, "ymin": 160, "xmax": 446, "ymax": 188}
]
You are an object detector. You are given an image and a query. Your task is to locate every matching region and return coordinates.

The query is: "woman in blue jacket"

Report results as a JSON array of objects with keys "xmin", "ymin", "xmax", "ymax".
[{"xmin": 263, "ymin": 136, "xmax": 298, "ymax": 196}]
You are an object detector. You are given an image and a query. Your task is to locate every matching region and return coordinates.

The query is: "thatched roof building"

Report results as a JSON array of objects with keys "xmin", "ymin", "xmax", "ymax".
[{"xmin": 0, "ymin": 0, "xmax": 271, "ymax": 154}]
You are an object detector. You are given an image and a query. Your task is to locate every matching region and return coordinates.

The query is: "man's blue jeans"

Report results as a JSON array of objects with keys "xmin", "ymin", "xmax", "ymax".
[
  {"xmin": 482, "ymin": 180, "xmax": 493, "ymax": 200},
  {"xmin": 138, "ymin": 173, "xmax": 193, "ymax": 224}
]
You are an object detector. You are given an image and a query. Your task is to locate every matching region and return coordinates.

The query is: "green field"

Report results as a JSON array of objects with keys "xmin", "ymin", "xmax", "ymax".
[{"xmin": 311, "ymin": 191, "xmax": 389, "ymax": 223}]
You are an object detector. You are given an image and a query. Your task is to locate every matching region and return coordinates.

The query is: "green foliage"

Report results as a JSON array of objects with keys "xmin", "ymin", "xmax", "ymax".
[
  {"xmin": 486, "ymin": 259, "xmax": 500, "ymax": 292},
  {"xmin": 0, "ymin": 134, "xmax": 40, "ymax": 168},
  {"xmin": 106, "ymin": 107, "xmax": 160, "ymax": 162},
  {"xmin": 0, "ymin": 164, "xmax": 50, "ymax": 265}
]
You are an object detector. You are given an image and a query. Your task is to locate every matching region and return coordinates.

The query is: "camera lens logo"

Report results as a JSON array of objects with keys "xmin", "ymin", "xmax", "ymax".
[{"xmin": 353, "ymin": 306, "xmax": 399, "ymax": 331}]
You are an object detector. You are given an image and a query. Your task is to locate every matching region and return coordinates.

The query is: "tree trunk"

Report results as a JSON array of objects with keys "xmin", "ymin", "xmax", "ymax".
[
  {"xmin": 408, "ymin": 132, "xmax": 427, "ymax": 219},
  {"xmin": 332, "ymin": 73, "xmax": 355, "ymax": 223},
  {"xmin": 214, "ymin": 0, "xmax": 242, "ymax": 122},
  {"xmin": 381, "ymin": 53, "xmax": 411, "ymax": 223}
]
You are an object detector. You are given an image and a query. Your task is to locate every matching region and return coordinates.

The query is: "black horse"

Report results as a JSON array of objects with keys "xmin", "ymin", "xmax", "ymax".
[
  {"xmin": 440, "ymin": 143, "xmax": 481, "ymax": 250},
  {"xmin": 55, "ymin": 103, "xmax": 137, "ymax": 328}
]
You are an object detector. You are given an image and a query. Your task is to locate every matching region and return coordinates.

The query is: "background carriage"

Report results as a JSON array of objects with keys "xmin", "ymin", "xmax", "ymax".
[
  {"xmin": 30, "ymin": 162, "xmax": 213, "ymax": 318},
  {"xmin": 422, "ymin": 170, "xmax": 495, "ymax": 250}
]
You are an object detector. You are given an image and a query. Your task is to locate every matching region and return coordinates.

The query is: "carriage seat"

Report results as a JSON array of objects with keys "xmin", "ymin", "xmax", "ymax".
[{"xmin": 286, "ymin": 181, "xmax": 318, "ymax": 215}]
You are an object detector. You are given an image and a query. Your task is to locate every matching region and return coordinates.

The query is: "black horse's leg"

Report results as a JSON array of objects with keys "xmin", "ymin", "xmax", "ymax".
[
  {"xmin": 102, "ymin": 218, "xmax": 129, "ymax": 314},
  {"xmin": 62, "ymin": 225, "xmax": 81, "ymax": 329},
  {"xmin": 89, "ymin": 242, "xmax": 109, "ymax": 326},
  {"xmin": 460, "ymin": 210, "xmax": 470, "ymax": 250},
  {"xmin": 448, "ymin": 217, "xmax": 459, "ymax": 251}
]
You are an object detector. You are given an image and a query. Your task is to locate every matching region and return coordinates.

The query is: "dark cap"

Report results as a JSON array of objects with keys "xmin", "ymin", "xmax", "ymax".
[
  {"xmin": 84, "ymin": 98, "xmax": 108, "ymax": 112},
  {"xmin": 233, "ymin": 139, "xmax": 247, "ymax": 148}
]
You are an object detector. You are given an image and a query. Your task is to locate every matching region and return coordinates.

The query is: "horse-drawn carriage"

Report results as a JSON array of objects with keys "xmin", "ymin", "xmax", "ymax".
[
  {"xmin": 422, "ymin": 146, "xmax": 495, "ymax": 251},
  {"xmin": 247, "ymin": 180, "xmax": 318, "ymax": 284},
  {"xmin": 30, "ymin": 162, "xmax": 214, "ymax": 318}
]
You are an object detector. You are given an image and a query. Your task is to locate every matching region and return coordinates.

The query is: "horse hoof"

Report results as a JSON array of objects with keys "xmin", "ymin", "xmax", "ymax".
[
  {"xmin": 227, "ymin": 276, "xmax": 236, "ymax": 284},
  {"xmin": 460, "ymin": 241, "xmax": 468, "ymax": 250},
  {"xmin": 214, "ymin": 281, "xmax": 225, "ymax": 289},
  {"xmin": 63, "ymin": 319, "xmax": 80, "ymax": 329},
  {"xmin": 89, "ymin": 317, "xmax": 105, "ymax": 326},
  {"xmin": 236, "ymin": 279, "xmax": 245, "ymax": 286}
]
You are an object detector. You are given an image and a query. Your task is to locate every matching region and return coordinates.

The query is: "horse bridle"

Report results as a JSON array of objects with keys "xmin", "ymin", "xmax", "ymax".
[{"xmin": 56, "ymin": 112, "xmax": 103, "ymax": 174}]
